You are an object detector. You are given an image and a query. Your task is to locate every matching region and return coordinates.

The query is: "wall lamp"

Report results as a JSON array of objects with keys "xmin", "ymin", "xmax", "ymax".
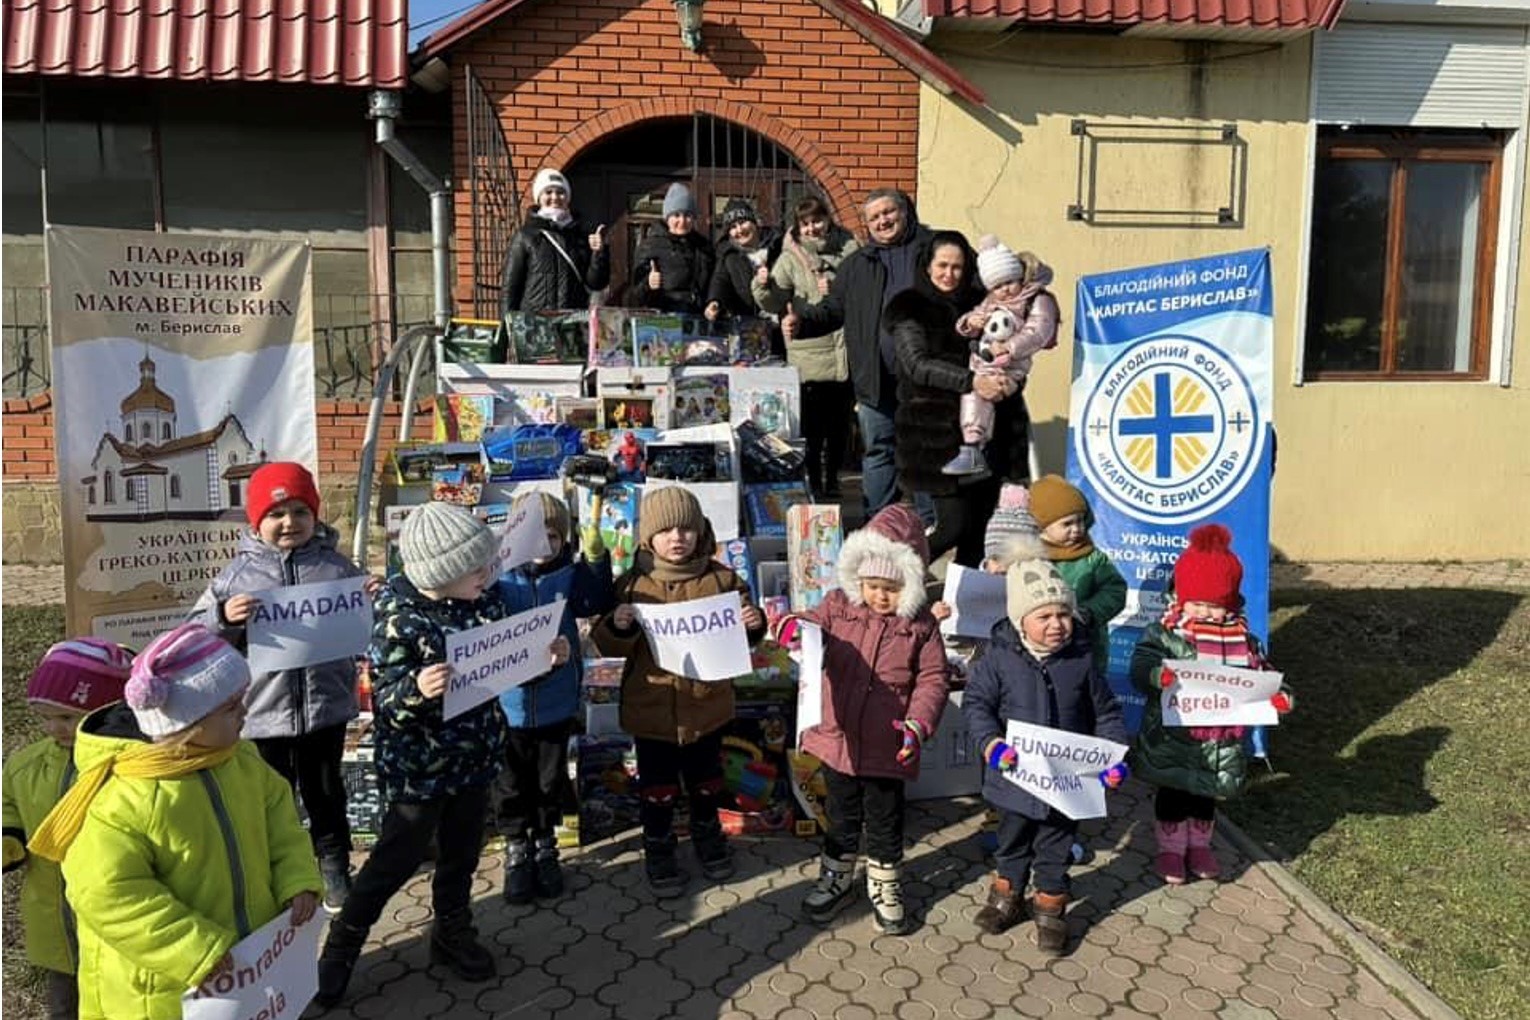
[{"xmin": 673, "ymin": 0, "xmax": 704, "ymax": 52}]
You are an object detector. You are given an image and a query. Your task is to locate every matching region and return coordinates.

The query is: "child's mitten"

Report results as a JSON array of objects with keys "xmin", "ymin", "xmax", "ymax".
[
  {"xmin": 1159, "ymin": 666, "xmax": 1177, "ymax": 689},
  {"xmin": 775, "ymin": 616, "xmax": 803, "ymax": 651},
  {"xmin": 985, "ymin": 740, "xmax": 1019, "ymax": 773},
  {"xmin": 1270, "ymin": 691, "xmax": 1294, "ymax": 714},
  {"xmin": 580, "ymin": 521, "xmax": 606, "ymax": 561},
  {"xmin": 1099, "ymin": 762, "xmax": 1130, "ymax": 789},
  {"xmin": 893, "ymin": 719, "xmax": 927, "ymax": 766}
]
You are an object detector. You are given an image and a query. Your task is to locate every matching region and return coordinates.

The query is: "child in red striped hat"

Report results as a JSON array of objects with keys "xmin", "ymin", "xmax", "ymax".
[
  {"xmin": 3, "ymin": 638, "xmax": 131, "ymax": 1019},
  {"xmin": 1129, "ymin": 523, "xmax": 1293, "ymax": 884}
]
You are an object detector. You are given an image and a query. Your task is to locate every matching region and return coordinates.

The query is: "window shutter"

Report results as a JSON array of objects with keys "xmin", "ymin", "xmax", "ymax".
[{"xmin": 1314, "ymin": 23, "xmax": 1529, "ymax": 129}]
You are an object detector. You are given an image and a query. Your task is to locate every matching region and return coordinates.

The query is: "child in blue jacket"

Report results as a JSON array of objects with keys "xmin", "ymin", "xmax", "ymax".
[{"xmin": 496, "ymin": 490, "xmax": 614, "ymax": 904}]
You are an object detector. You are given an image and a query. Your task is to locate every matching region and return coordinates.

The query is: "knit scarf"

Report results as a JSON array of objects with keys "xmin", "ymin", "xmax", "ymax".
[
  {"xmin": 1043, "ymin": 537, "xmax": 1095, "ymax": 562},
  {"xmin": 1163, "ymin": 604, "xmax": 1257, "ymax": 741},
  {"xmin": 535, "ymin": 206, "xmax": 572, "ymax": 228},
  {"xmin": 634, "ymin": 548, "xmax": 714, "ymax": 583},
  {"xmin": 27, "ymin": 742, "xmax": 238, "ymax": 862}
]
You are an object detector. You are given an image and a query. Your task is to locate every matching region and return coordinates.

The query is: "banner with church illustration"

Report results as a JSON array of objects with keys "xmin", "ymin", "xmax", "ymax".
[
  {"xmin": 47, "ymin": 226, "xmax": 316, "ymax": 645},
  {"xmin": 1068, "ymin": 249, "xmax": 1273, "ymax": 733}
]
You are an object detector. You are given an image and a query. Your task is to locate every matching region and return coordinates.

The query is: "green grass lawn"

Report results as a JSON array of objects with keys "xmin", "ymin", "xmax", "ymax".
[{"xmin": 1228, "ymin": 587, "xmax": 1530, "ymax": 1020}]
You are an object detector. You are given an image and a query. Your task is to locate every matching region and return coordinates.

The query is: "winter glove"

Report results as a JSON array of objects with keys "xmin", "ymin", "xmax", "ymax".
[
  {"xmin": 1270, "ymin": 691, "xmax": 1295, "ymax": 714},
  {"xmin": 775, "ymin": 616, "xmax": 803, "ymax": 651},
  {"xmin": 893, "ymin": 719, "xmax": 927, "ymax": 767},
  {"xmin": 580, "ymin": 521, "xmax": 606, "ymax": 561},
  {"xmin": 1099, "ymin": 762, "xmax": 1130, "ymax": 790},
  {"xmin": 1159, "ymin": 666, "xmax": 1177, "ymax": 689},
  {"xmin": 985, "ymin": 739, "xmax": 1019, "ymax": 773}
]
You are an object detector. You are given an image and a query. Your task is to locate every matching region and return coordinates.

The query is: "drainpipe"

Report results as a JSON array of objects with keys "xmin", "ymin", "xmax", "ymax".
[{"xmin": 367, "ymin": 89, "xmax": 450, "ymax": 439}]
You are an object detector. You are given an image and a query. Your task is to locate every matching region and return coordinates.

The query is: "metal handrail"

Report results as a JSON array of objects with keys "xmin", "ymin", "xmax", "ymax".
[{"xmin": 351, "ymin": 323, "xmax": 440, "ymax": 565}]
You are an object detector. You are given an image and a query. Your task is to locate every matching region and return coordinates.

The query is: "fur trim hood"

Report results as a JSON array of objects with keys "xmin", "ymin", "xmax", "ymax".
[{"xmin": 838, "ymin": 530, "xmax": 928, "ymax": 619}]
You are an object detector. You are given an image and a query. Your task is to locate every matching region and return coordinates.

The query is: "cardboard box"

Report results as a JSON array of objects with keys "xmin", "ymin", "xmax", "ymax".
[
  {"xmin": 906, "ymin": 690, "xmax": 983, "ymax": 801},
  {"xmin": 573, "ymin": 733, "xmax": 641, "ymax": 845}
]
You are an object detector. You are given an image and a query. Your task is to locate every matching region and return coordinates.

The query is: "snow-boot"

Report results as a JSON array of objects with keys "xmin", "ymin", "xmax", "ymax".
[
  {"xmin": 429, "ymin": 909, "xmax": 495, "ymax": 982},
  {"xmin": 941, "ymin": 444, "xmax": 991, "ymax": 478},
  {"xmin": 1032, "ymin": 891, "xmax": 1070, "ymax": 956},
  {"xmin": 533, "ymin": 834, "xmax": 565, "ymax": 899},
  {"xmin": 1155, "ymin": 819, "xmax": 1189, "ymax": 885},
  {"xmin": 801, "ymin": 854, "xmax": 857, "ymax": 922},
  {"xmin": 867, "ymin": 859, "xmax": 910, "ymax": 935},
  {"xmin": 314, "ymin": 919, "xmax": 368, "ymax": 1009},
  {"xmin": 644, "ymin": 835, "xmax": 688, "ymax": 898},
  {"xmin": 1186, "ymin": 818, "xmax": 1221, "ymax": 880},
  {"xmin": 692, "ymin": 820, "xmax": 736, "ymax": 881},
  {"xmin": 502, "ymin": 838, "xmax": 535, "ymax": 905},
  {"xmin": 973, "ymin": 875, "xmax": 1026, "ymax": 935},
  {"xmin": 319, "ymin": 855, "xmax": 352, "ymax": 914}
]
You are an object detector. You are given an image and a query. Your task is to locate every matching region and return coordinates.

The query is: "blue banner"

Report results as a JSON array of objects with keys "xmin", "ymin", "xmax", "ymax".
[{"xmin": 1067, "ymin": 249, "xmax": 1274, "ymax": 733}]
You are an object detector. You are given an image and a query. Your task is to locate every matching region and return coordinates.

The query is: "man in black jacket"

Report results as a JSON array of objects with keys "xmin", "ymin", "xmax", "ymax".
[{"xmin": 785, "ymin": 189, "xmax": 943, "ymax": 516}]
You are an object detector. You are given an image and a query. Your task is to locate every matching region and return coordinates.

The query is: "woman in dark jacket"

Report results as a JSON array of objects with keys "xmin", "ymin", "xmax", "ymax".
[
  {"xmin": 630, "ymin": 183, "xmax": 714, "ymax": 314},
  {"xmin": 884, "ymin": 231, "xmax": 1017, "ymax": 566},
  {"xmin": 705, "ymin": 197, "xmax": 781, "ymax": 320},
  {"xmin": 500, "ymin": 168, "xmax": 611, "ymax": 316}
]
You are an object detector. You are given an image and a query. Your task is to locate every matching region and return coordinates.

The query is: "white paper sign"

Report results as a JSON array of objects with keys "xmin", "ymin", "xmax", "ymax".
[
  {"xmin": 246, "ymin": 577, "xmax": 372, "ymax": 674},
  {"xmin": 939, "ymin": 565, "xmax": 1009, "ymax": 639},
  {"xmin": 633, "ymin": 590, "xmax": 752, "ymax": 681},
  {"xmin": 1001, "ymin": 719, "xmax": 1130, "ymax": 820},
  {"xmin": 793, "ymin": 620, "xmax": 825, "ymax": 743},
  {"xmin": 180, "ymin": 908, "xmax": 323, "ymax": 1020},
  {"xmin": 443, "ymin": 602, "xmax": 567, "ymax": 720},
  {"xmin": 1160, "ymin": 659, "xmax": 1283, "ymax": 727},
  {"xmin": 495, "ymin": 494, "xmax": 554, "ymax": 575}
]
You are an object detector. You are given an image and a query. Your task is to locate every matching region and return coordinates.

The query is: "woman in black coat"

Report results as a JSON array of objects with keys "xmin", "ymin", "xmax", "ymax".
[
  {"xmin": 630, "ymin": 183, "xmax": 715, "ymax": 314},
  {"xmin": 500, "ymin": 168, "xmax": 611, "ymax": 317},
  {"xmin": 885, "ymin": 231, "xmax": 1018, "ymax": 566}
]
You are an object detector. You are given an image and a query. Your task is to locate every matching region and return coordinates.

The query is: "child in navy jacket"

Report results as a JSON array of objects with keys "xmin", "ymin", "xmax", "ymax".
[{"xmin": 496, "ymin": 491, "xmax": 615, "ymax": 904}]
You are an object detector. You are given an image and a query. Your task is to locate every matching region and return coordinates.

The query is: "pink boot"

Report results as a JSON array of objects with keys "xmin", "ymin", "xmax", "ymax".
[
  {"xmin": 1187, "ymin": 819, "xmax": 1220, "ymax": 880},
  {"xmin": 1155, "ymin": 820, "xmax": 1188, "ymax": 885}
]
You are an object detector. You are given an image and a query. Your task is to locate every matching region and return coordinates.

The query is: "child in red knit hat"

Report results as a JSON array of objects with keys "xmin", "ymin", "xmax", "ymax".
[
  {"xmin": 1127, "ymin": 523, "xmax": 1292, "ymax": 884},
  {"xmin": 191, "ymin": 460, "xmax": 381, "ymax": 912}
]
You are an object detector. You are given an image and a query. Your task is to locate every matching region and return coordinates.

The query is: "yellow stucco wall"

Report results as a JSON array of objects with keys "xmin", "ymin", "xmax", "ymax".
[{"xmin": 916, "ymin": 30, "xmax": 1530, "ymax": 561}]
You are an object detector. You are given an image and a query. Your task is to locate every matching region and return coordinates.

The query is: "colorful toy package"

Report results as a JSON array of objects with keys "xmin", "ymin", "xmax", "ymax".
[
  {"xmin": 586, "ymin": 427, "xmax": 658, "ymax": 483},
  {"xmin": 434, "ymin": 393, "xmax": 497, "ymax": 443},
  {"xmin": 786, "ymin": 504, "xmax": 842, "ymax": 611},
  {"xmin": 672, "ymin": 373, "xmax": 731, "ymax": 428},
  {"xmin": 715, "ymin": 538, "xmax": 758, "ymax": 603},
  {"xmin": 481, "ymin": 423, "xmax": 584, "ymax": 481},
  {"xmin": 507, "ymin": 309, "xmax": 589, "ymax": 364},
  {"xmin": 718, "ymin": 705, "xmax": 799, "ymax": 837},
  {"xmin": 786, "ymin": 750, "xmax": 830, "ymax": 837},
  {"xmin": 744, "ymin": 481, "xmax": 812, "ymax": 537},
  {"xmin": 631, "ymin": 314, "xmax": 685, "ymax": 367},
  {"xmin": 573, "ymin": 733, "xmax": 641, "ymax": 844},
  {"xmin": 579, "ymin": 482, "xmax": 639, "ymax": 577},
  {"xmin": 589, "ymin": 307, "xmax": 633, "ymax": 367}
]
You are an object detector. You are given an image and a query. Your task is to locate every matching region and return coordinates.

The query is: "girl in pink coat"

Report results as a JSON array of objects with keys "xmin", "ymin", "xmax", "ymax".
[{"xmin": 778, "ymin": 504, "xmax": 949, "ymax": 935}]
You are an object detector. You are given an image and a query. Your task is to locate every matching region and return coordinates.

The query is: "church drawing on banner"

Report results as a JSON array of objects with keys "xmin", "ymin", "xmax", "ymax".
[{"xmin": 82, "ymin": 353, "xmax": 264, "ymax": 522}]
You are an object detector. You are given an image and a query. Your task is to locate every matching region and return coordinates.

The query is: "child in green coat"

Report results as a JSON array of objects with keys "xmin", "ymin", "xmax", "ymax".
[{"xmin": 3, "ymin": 639, "xmax": 131, "ymax": 1020}]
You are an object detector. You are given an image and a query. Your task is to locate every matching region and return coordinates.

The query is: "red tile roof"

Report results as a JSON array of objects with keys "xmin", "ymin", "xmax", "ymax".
[
  {"xmin": 923, "ymin": 0, "xmax": 1346, "ymax": 31},
  {"xmin": 416, "ymin": 0, "xmax": 985, "ymax": 105},
  {"xmin": 3, "ymin": 0, "xmax": 408, "ymax": 86}
]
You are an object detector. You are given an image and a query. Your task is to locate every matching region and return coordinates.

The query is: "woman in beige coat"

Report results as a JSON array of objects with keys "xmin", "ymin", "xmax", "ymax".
[{"xmin": 753, "ymin": 195, "xmax": 860, "ymax": 499}]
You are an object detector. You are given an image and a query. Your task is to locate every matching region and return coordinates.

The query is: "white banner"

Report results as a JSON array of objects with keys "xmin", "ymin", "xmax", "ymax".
[
  {"xmin": 793, "ymin": 620, "xmax": 825, "ymax": 743},
  {"xmin": 1160, "ymin": 659, "xmax": 1282, "ymax": 727},
  {"xmin": 939, "ymin": 565, "xmax": 1008, "ymax": 639},
  {"xmin": 443, "ymin": 602, "xmax": 567, "ymax": 720},
  {"xmin": 495, "ymin": 495, "xmax": 553, "ymax": 575},
  {"xmin": 1002, "ymin": 719, "xmax": 1130, "ymax": 820},
  {"xmin": 47, "ymin": 226, "xmax": 316, "ymax": 643},
  {"xmin": 245, "ymin": 577, "xmax": 371, "ymax": 674},
  {"xmin": 633, "ymin": 590, "xmax": 751, "ymax": 681},
  {"xmin": 180, "ymin": 909, "xmax": 322, "ymax": 1020}
]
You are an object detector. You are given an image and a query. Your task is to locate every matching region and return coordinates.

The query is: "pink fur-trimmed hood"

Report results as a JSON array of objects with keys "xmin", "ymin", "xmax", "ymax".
[{"xmin": 837, "ymin": 504, "xmax": 930, "ymax": 618}]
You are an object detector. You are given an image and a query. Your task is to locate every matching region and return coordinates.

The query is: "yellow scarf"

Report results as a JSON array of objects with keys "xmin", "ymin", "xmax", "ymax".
[{"xmin": 28, "ymin": 743, "xmax": 238, "ymax": 862}]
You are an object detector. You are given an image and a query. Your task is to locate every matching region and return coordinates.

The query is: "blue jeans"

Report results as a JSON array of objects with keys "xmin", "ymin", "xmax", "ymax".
[{"xmin": 856, "ymin": 401, "xmax": 900, "ymax": 516}]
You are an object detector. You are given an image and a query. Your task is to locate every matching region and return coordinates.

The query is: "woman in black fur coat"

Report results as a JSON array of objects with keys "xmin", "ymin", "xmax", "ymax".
[{"xmin": 885, "ymin": 231, "xmax": 1018, "ymax": 567}]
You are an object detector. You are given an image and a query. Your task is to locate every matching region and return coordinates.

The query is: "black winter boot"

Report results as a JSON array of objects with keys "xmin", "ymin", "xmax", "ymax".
[
  {"xmin": 691, "ymin": 818, "xmax": 735, "ymax": 881},
  {"xmin": 533, "ymin": 834, "xmax": 565, "ymax": 899},
  {"xmin": 429, "ymin": 909, "xmax": 496, "ymax": 982},
  {"xmin": 314, "ymin": 919, "xmax": 368, "ymax": 1009},
  {"xmin": 319, "ymin": 855, "xmax": 352, "ymax": 914},
  {"xmin": 502, "ymin": 838, "xmax": 535, "ymax": 905},
  {"xmin": 643, "ymin": 835, "xmax": 688, "ymax": 898}
]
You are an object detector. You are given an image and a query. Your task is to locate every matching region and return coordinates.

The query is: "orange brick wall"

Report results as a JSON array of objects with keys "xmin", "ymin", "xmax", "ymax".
[
  {"xmin": 4, "ymin": 394, "xmax": 428, "ymax": 487},
  {"xmin": 449, "ymin": 0, "xmax": 922, "ymax": 305}
]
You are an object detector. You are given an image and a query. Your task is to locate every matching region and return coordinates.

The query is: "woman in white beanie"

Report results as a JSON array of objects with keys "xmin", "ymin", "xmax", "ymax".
[{"xmin": 500, "ymin": 166, "xmax": 611, "ymax": 315}]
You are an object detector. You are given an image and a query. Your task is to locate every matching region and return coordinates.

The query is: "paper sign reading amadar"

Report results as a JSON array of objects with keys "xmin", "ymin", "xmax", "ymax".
[
  {"xmin": 47, "ymin": 226, "xmax": 316, "ymax": 644},
  {"xmin": 442, "ymin": 602, "xmax": 567, "ymax": 720},
  {"xmin": 1001, "ymin": 719, "xmax": 1129, "ymax": 820},
  {"xmin": 180, "ymin": 909, "xmax": 323, "ymax": 1020},
  {"xmin": 633, "ymin": 590, "xmax": 752, "ymax": 681},
  {"xmin": 246, "ymin": 576, "xmax": 372, "ymax": 675},
  {"xmin": 1160, "ymin": 659, "xmax": 1283, "ymax": 727}
]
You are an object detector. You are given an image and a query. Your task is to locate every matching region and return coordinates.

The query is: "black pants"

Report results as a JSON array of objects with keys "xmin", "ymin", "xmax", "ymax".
[
  {"xmin": 993, "ymin": 809, "xmax": 1077, "ymax": 895},
  {"xmin": 800, "ymin": 379, "xmax": 853, "ymax": 495},
  {"xmin": 45, "ymin": 970, "xmax": 76, "ymax": 1020},
  {"xmin": 635, "ymin": 733, "xmax": 725, "ymax": 844},
  {"xmin": 338, "ymin": 786, "xmax": 489, "ymax": 929},
  {"xmin": 496, "ymin": 719, "xmax": 573, "ymax": 841},
  {"xmin": 822, "ymin": 766, "xmax": 906, "ymax": 863},
  {"xmin": 924, "ymin": 475, "xmax": 1000, "ymax": 568},
  {"xmin": 255, "ymin": 723, "xmax": 351, "ymax": 862},
  {"xmin": 1154, "ymin": 787, "xmax": 1216, "ymax": 822}
]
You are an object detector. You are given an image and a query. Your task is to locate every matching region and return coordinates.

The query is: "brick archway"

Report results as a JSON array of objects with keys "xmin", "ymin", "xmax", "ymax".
[{"xmin": 541, "ymin": 97, "xmax": 862, "ymax": 234}]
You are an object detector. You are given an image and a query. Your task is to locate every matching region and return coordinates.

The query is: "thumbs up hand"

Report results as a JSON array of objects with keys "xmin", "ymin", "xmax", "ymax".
[
  {"xmin": 781, "ymin": 301, "xmax": 800, "ymax": 341},
  {"xmin": 589, "ymin": 224, "xmax": 606, "ymax": 253},
  {"xmin": 647, "ymin": 259, "xmax": 662, "ymax": 291}
]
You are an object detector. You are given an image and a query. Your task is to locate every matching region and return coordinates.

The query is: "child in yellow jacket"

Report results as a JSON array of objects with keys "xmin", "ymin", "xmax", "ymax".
[
  {"xmin": 3, "ymin": 639, "xmax": 132, "ymax": 1020},
  {"xmin": 28, "ymin": 624, "xmax": 321, "ymax": 1020}
]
